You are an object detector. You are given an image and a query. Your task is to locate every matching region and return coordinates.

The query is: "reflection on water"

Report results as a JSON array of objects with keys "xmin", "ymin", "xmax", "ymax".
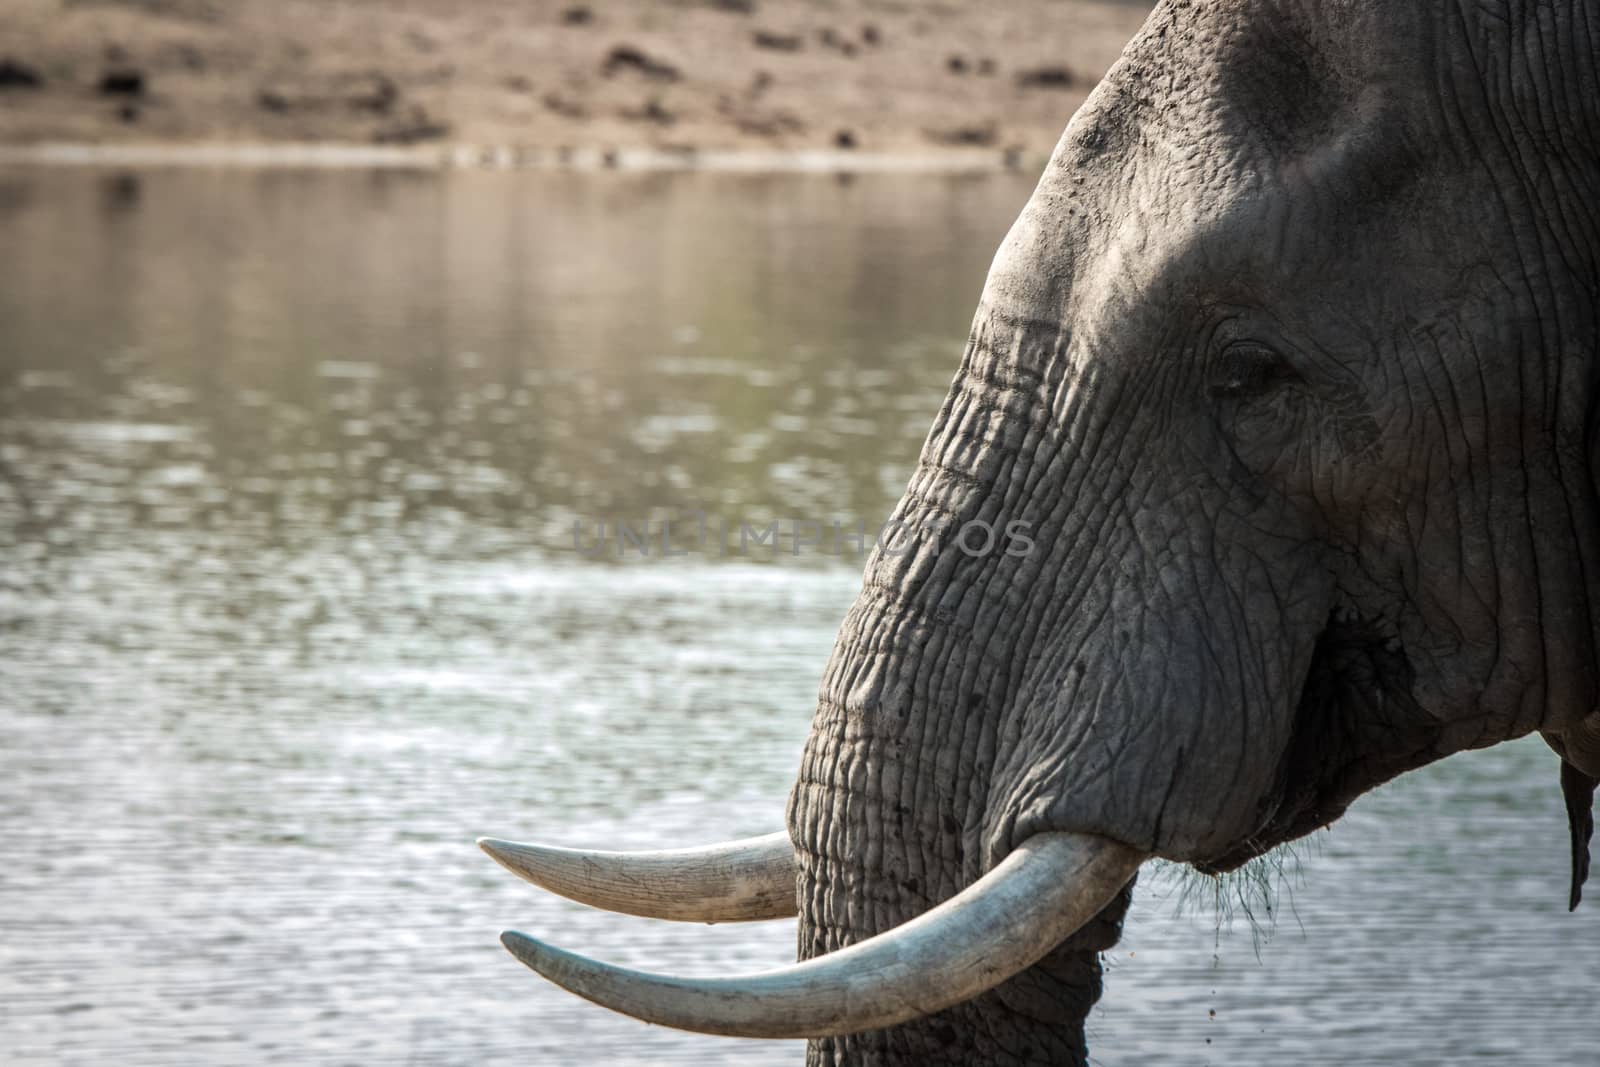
[{"xmin": 0, "ymin": 168, "xmax": 1594, "ymax": 1065}]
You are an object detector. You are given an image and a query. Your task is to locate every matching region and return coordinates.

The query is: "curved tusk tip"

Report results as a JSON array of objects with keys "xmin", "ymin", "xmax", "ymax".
[
  {"xmin": 499, "ymin": 930, "xmax": 553, "ymax": 972},
  {"xmin": 478, "ymin": 837, "xmax": 525, "ymax": 863}
]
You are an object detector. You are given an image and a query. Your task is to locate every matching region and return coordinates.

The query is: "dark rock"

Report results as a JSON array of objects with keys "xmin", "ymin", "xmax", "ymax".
[
  {"xmin": 749, "ymin": 70, "xmax": 772, "ymax": 94},
  {"xmin": 601, "ymin": 45, "xmax": 679, "ymax": 81},
  {"xmin": 620, "ymin": 96, "xmax": 674, "ymax": 125},
  {"xmin": 834, "ymin": 128, "xmax": 857, "ymax": 149},
  {"xmin": 256, "ymin": 73, "xmax": 403, "ymax": 115},
  {"xmin": 735, "ymin": 110, "xmax": 803, "ymax": 137},
  {"xmin": 752, "ymin": 30, "xmax": 803, "ymax": 52},
  {"xmin": 373, "ymin": 106, "xmax": 451, "ymax": 144},
  {"xmin": 347, "ymin": 74, "xmax": 398, "ymax": 114},
  {"xmin": 1015, "ymin": 65, "xmax": 1076, "ymax": 89},
  {"xmin": 861, "ymin": 23, "xmax": 881, "ymax": 47},
  {"xmin": 101, "ymin": 0, "xmax": 220, "ymax": 22},
  {"xmin": 924, "ymin": 123, "xmax": 997, "ymax": 147},
  {"xmin": 818, "ymin": 28, "xmax": 855, "ymax": 56},
  {"xmin": 707, "ymin": 0, "xmax": 755, "ymax": 12},
  {"xmin": 99, "ymin": 69, "xmax": 146, "ymax": 97},
  {"xmin": 117, "ymin": 103, "xmax": 140, "ymax": 123},
  {"xmin": 543, "ymin": 93, "xmax": 586, "ymax": 119},
  {"xmin": 560, "ymin": 6, "xmax": 593, "ymax": 26},
  {"xmin": 946, "ymin": 55, "xmax": 968, "ymax": 75},
  {"xmin": 168, "ymin": 43, "xmax": 206, "ymax": 71},
  {"xmin": 0, "ymin": 58, "xmax": 43, "ymax": 89}
]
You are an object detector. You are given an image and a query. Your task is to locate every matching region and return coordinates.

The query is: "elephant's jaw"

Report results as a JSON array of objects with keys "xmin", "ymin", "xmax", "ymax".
[{"xmin": 478, "ymin": 829, "xmax": 1143, "ymax": 1040}]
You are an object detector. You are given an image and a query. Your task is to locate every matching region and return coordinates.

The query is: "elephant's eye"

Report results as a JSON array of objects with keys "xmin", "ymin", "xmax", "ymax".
[{"xmin": 1209, "ymin": 342, "xmax": 1301, "ymax": 400}]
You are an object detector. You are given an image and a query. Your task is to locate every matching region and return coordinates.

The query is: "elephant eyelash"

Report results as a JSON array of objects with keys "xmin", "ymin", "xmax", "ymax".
[{"xmin": 1208, "ymin": 342, "xmax": 1303, "ymax": 400}]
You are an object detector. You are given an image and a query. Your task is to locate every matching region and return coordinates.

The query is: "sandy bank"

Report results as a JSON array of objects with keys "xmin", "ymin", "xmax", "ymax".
[
  {"xmin": 0, "ymin": 0, "xmax": 1150, "ymax": 167},
  {"xmin": 0, "ymin": 140, "xmax": 1030, "ymax": 173}
]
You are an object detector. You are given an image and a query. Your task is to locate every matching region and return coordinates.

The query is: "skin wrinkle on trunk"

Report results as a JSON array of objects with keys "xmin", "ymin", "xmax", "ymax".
[{"xmin": 790, "ymin": 332, "xmax": 1102, "ymax": 1062}]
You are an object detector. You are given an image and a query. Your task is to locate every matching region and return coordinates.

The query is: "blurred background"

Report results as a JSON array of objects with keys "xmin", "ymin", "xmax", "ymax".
[
  {"xmin": 1, "ymin": 3, "xmax": 1596, "ymax": 1066},
  {"xmin": 0, "ymin": 0, "xmax": 1147, "ymax": 163}
]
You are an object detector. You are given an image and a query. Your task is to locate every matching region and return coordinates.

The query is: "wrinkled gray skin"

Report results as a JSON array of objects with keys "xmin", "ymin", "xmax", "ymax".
[{"xmin": 786, "ymin": 1, "xmax": 1600, "ymax": 1063}]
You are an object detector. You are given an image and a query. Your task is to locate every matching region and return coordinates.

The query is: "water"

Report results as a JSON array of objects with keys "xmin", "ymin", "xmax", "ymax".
[{"xmin": 0, "ymin": 168, "xmax": 1593, "ymax": 1066}]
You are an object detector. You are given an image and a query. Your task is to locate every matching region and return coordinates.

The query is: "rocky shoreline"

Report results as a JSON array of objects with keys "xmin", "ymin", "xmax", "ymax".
[
  {"xmin": 0, "ymin": 0, "xmax": 1149, "ymax": 167},
  {"xmin": 0, "ymin": 140, "xmax": 1029, "ymax": 172}
]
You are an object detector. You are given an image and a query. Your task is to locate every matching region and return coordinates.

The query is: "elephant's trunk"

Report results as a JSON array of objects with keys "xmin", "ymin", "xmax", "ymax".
[{"xmin": 781, "ymin": 315, "xmax": 1161, "ymax": 1061}]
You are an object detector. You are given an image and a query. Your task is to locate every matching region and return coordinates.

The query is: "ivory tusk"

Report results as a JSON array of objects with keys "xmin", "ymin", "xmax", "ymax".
[
  {"xmin": 478, "ymin": 831, "xmax": 798, "ymax": 923},
  {"xmin": 495, "ymin": 832, "xmax": 1145, "ymax": 1037}
]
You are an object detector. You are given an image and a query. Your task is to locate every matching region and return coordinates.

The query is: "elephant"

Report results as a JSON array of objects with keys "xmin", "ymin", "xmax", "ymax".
[{"xmin": 478, "ymin": 0, "xmax": 1600, "ymax": 1063}]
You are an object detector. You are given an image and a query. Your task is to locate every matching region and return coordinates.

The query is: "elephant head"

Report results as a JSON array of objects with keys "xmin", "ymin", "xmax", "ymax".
[{"xmin": 481, "ymin": 1, "xmax": 1600, "ymax": 1062}]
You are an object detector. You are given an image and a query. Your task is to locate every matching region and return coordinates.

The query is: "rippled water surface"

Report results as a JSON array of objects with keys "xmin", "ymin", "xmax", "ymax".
[{"xmin": 1, "ymin": 168, "xmax": 1594, "ymax": 1065}]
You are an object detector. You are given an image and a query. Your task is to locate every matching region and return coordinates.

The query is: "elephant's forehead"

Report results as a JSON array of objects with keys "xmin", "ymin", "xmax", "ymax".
[
  {"xmin": 986, "ymin": 4, "xmax": 1437, "ymax": 331},
  {"xmin": 1087, "ymin": 0, "xmax": 1407, "ymax": 159},
  {"xmin": 1061, "ymin": 0, "xmax": 1431, "ymax": 204}
]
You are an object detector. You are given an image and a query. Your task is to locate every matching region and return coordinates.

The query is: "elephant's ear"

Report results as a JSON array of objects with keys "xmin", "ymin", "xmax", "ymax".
[{"xmin": 1560, "ymin": 759, "xmax": 1597, "ymax": 911}]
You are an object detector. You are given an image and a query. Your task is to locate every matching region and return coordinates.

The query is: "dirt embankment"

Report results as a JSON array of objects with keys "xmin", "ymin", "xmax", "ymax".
[{"xmin": 0, "ymin": 0, "xmax": 1151, "ymax": 164}]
